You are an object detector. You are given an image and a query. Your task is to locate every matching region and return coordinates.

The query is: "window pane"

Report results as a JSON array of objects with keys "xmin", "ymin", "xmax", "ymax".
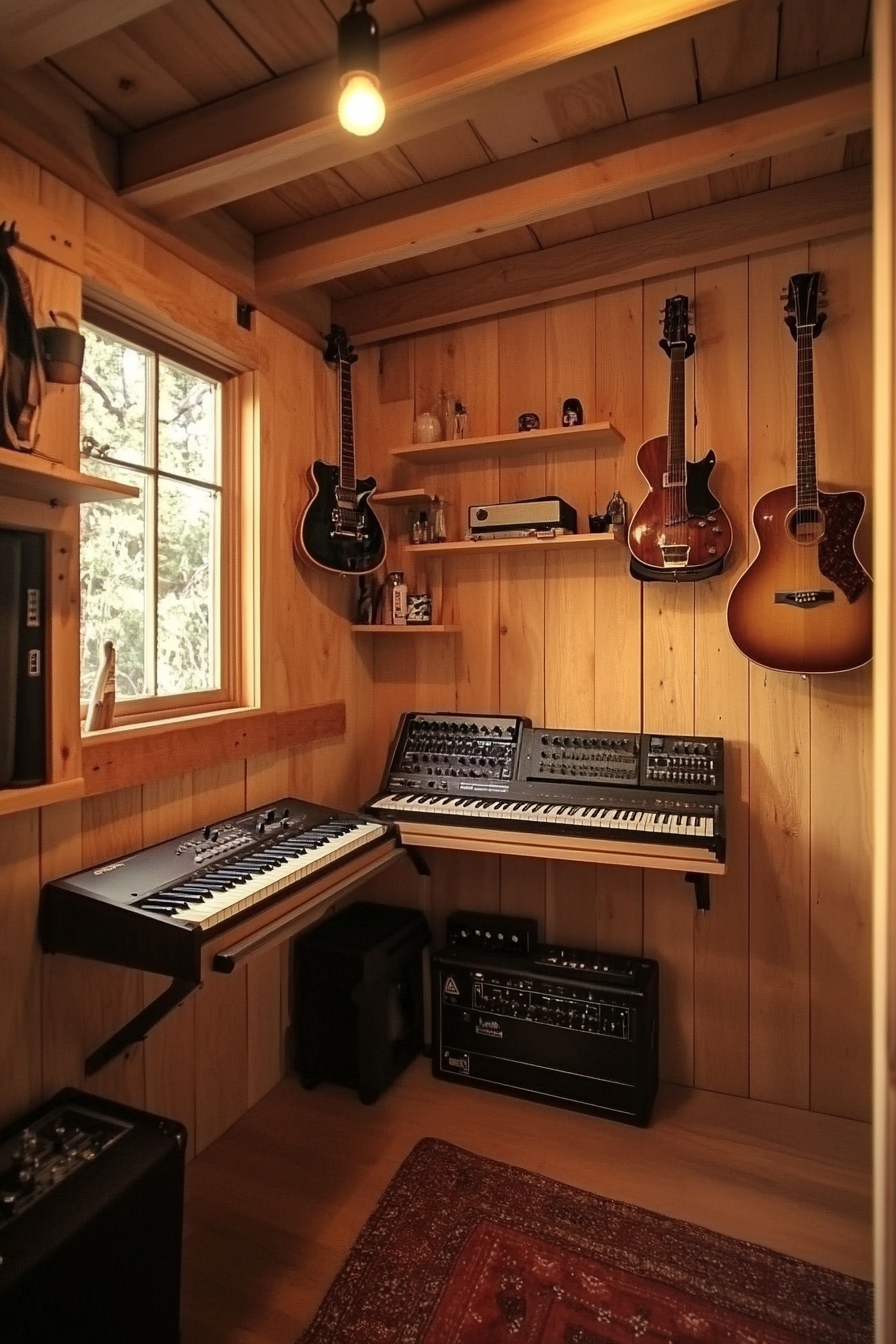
[
  {"xmin": 81, "ymin": 328, "xmax": 148, "ymax": 467},
  {"xmin": 157, "ymin": 478, "xmax": 218, "ymax": 694},
  {"xmin": 158, "ymin": 360, "xmax": 218, "ymax": 482},
  {"xmin": 80, "ymin": 463, "xmax": 149, "ymax": 700}
]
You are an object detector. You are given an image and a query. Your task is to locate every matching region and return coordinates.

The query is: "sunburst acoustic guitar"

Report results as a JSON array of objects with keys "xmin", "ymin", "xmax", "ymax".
[
  {"xmin": 294, "ymin": 324, "xmax": 386, "ymax": 577},
  {"xmin": 628, "ymin": 294, "xmax": 732, "ymax": 582},
  {"xmin": 726, "ymin": 272, "xmax": 872, "ymax": 675}
]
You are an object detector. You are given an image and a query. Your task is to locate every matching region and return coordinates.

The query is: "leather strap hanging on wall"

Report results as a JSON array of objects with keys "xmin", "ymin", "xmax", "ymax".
[{"xmin": 0, "ymin": 222, "xmax": 44, "ymax": 452}]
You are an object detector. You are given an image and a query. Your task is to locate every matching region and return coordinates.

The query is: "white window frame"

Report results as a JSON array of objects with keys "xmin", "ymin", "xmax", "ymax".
[{"xmin": 79, "ymin": 305, "xmax": 253, "ymax": 728}]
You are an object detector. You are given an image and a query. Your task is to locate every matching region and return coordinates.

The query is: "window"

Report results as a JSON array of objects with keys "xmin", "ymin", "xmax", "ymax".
[{"xmin": 79, "ymin": 313, "xmax": 237, "ymax": 720}]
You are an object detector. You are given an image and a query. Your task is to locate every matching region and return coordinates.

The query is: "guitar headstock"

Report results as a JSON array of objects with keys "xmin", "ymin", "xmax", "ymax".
[
  {"xmin": 783, "ymin": 272, "xmax": 827, "ymax": 341},
  {"xmin": 659, "ymin": 294, "xmax": 695, "ymax": 360},
  {"xmin": 324, "ymin": 324, "xmax": 358, "ymax": 367}
]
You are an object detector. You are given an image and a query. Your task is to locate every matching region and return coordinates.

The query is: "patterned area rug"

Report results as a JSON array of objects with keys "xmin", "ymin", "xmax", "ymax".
[{"xmin": 297, "ymin": 1137, "xmax": 872, "ymax": 1344}]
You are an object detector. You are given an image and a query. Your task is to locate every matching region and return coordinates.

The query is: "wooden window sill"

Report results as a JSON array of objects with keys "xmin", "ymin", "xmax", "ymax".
[{"xmin": 80, "ymin": 701, "xmax": 346, "ymax": 797}]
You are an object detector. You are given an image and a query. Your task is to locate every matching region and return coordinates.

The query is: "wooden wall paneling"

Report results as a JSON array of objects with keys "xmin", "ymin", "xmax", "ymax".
[
  {"xmin": 141, "ymin": 775, "xmax": 197, "ymax": 1156},
  {"xmin": 747, "ymin": 241, "xmax": 812, "ymax": 1109},
  {"xmin": 190, "ymin": 762, "xmax": 248, "ymax": 1152},
  {"xmin": 37, "ymin": 799, "xmax": 82, "ymax": 1100},
  {"xmin": 245, "ymin": 749, "xmax": 293, "ymax": 1107},
  {"xmin": 0, "ymin": 140, "xmax": 41, "ymax": 196},
  {"xmin": 590, "ymin": 283, "xmax": 646, "ymax": 955},
  {"xmin": 641, "ymin": 269, "xmax": 698, "ymax": 1087},
  {"xmin": 352, "ymin": 340, "xmax": 416, "ymax": 802},
  {"xmin": 409, "ymin": 329, "xmax": 460, "ymax": 711},
  {"xmin": 0, "ymin": 811, "xmax": 42, "ymax": 1126},
  {"xmin": 67, "ymin": 789, "xmax": 146, "ymax": 1107},
  {"xmin": 692, "ymin": 257, "xmax": 751, "ymax": 1096},
  {"xmin": 497, "ymin": 308, "xmax": 547, "ymax": 930},
  {"xmin": 440, "ymin": 318, "xmax": 501, "ymax": 714},
  {"xmin": 807, "ymin": 230, "xmax": 873, "ymax": 1121},
  {"xmin": 543, "ymin": 296, "xmax": 598, "ymax": 948}
]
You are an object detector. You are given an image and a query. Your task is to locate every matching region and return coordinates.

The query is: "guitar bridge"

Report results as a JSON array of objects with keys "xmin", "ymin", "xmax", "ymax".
[
  {"xmin": 774, "ymin": 590, "xmax": 835, "ymax": 607},
  {"xmin": 659, "ymin": 544, "xmax": 691, "ymax": 568}
]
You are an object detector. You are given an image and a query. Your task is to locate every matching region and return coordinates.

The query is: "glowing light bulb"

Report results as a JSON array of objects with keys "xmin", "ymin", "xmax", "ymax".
[{"xmin": 337, "ymin": 73, "xmax": 385, "ymax": 136}]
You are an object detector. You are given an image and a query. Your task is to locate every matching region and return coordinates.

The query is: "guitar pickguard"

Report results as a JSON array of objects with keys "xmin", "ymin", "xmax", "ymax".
[{"xmin": 818, "ymin": 491, "xmax": 870, "ymax": 603}]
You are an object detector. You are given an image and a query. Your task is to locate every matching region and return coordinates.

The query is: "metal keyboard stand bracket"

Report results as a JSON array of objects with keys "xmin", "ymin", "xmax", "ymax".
[
  {"xmin": 85, "ymin": 977, "xmax": 198, "ymax": 1076},
  {"xmin": 685, "ymin": 872, "xmax": 711, "ymax": 911}
]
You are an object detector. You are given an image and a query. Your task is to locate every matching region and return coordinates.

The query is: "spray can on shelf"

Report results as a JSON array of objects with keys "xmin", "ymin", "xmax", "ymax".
[{"xmin": 382, "ymin": 571, "xmax": 408, "ymax": 625}]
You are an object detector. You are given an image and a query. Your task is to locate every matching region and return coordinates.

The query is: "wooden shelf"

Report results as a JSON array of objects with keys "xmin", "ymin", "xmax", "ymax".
[
  {"xmin": 0, "ymin": 777, "xmax": 85, "ymax": 817},
  {"xmin": 390, "ymin": 420, "xmax": 623, "ymax": 465},
  {"xmin": 0, "ymin": 450, "xmax": 141, "ymax": 507},
  {"xmin": 409, "ymin": 531, "xmax": 621, "ymax": 556},
  {"xmin": 350, "ymin": 624, "xmax": 460, "ymax": 634},
  {"xmin": 373, "ymin": 489, "xmax": 436, "ymax": 507}
]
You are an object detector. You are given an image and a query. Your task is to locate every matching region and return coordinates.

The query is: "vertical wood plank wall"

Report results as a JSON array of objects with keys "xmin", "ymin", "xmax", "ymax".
[
  {"xmin": 354, "ymin": 228, "xmax": 873, "ymax": 1124},
  {"xmin": 0, "ymin": 144, "xmax": 368, "ymax": 1155},
  {"xmin": 0, "ymin": 128, "xmax": 872, "ymax": 1153}
]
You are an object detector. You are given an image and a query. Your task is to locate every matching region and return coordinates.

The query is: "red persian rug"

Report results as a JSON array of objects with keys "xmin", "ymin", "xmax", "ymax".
[{"xmin": 297, "ymin": 1138, "xmax": 872, "ymax": 1344}]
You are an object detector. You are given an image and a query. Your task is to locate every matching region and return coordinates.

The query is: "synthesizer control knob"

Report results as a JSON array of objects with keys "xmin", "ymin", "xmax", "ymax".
[{"xmin": 203, "ymin": 825, "xmax": 212, "ymax": 839}]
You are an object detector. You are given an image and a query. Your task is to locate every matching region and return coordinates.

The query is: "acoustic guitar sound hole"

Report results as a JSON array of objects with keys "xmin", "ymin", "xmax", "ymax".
[{"xmin": 786, "ymin": 506, "xmax": 824, "ymax": 546}]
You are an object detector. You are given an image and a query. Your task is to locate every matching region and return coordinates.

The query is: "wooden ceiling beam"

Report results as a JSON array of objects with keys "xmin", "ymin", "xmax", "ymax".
[
  {"xmin": 256, "ymin": 59, "xmax": 870, "ymax": 294},
  {"xmin": 118, "ymin": 0, "xmax": 742, "ymax": 220},
  {"xmin": 331, "ymin": 166, "xmax": 872, "ymax": 343},
  {"xmin": 0, "ymin": 0, "xmax": 173, "ymax": 70}
]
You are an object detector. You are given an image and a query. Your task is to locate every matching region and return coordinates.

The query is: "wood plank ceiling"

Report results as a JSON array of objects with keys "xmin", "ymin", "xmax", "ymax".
[{"xmin": 2, "ymin": 0, "xmax": 872, "ymax": 343}]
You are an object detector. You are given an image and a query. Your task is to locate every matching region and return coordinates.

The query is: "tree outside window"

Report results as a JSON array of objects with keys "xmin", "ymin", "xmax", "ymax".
[{"xmin": 79, "ymin": 320, "xmax": 224, "ymax": 707}]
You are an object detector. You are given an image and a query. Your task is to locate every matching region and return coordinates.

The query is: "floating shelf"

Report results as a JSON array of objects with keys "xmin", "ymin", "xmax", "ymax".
[
  {"xmin": 373, "ymin": 489, "xmax": 436, "ymax": 507},
  {"xmin": 350, "ymin": 624, "xmax": 460, "ymax": 634},
  {"xmin": 0, "ymin": 777, "xmax": 85, "ymax": 818},
  {"xmin": 409, "ymin": 532, "xmax": 621, "ymax": 556},
  {"xmin": 391, "ymin": 420, "xmax": 623, "ymax": 466},
  {"xmin": 0, "ymin": 450, "xmax": 140, "ymax": 507}
]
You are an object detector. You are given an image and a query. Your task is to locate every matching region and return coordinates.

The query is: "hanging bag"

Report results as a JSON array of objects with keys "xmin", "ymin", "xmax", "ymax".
[{"xmin": 0, "ymin": 222, "xmax": 44, "ymax": 452}]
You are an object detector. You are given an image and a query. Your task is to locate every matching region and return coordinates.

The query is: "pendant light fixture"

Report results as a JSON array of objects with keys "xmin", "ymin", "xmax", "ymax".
[{"xmin": 337, "ymin": 0, "xmax": 385, "ymax": 137}]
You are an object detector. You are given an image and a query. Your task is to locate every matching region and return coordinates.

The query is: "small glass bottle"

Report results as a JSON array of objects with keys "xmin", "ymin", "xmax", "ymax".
[
  {"xmin": 411, "ymin": 511, "xmax": 429, "ymax": 544},
  {"xmin": 436, "ymin": 389, "xmax": 457, "ymax": 441},
  {"xmin": 431, "ymin": 496, "xmax": 447, "ymax": 543}
]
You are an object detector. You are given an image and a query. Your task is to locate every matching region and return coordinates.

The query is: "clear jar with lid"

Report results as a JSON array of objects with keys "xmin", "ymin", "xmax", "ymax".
[{"xmin": 381, "ymin": 571, "xmax": 407, "ymax": 625}]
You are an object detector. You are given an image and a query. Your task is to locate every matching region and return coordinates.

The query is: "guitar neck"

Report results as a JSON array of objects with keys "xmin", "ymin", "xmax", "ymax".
[
  {"xmin": 795, "ymin": 327, "xmax": 818, "ymax": 510},
  {"xmin": 338, "ymin": 359, "xmax": 356, "ymax": 488},
  {"xmin": 667, "ymin": 348, "xmax": 687, "ymax": 483}
]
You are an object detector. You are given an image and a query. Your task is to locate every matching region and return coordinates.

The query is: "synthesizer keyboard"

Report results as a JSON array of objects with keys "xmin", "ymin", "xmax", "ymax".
[
  {"xmin": 39, "ymin": 798, "xmax": 393, "ymax": 984},
  {"xmin": 365, "ymin": 714, "xmax": 725, "ymax": 863}
]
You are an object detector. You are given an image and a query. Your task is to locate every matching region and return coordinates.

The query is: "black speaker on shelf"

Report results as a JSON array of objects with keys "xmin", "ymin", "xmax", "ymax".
[
  {"xmin": 294, "ymin": 900, "xmax": 430, "ymax": 1104},
  {"xmin": 0, "ymin": 527, "xmax": 46, "ymax": 787},
  {"xmin": 0, "ymin": 1088, "xmax": 186, "ymax": 1344}
]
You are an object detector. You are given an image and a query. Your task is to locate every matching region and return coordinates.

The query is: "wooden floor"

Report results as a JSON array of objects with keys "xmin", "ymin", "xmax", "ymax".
[{"xmin": 181, "ymin": 1059, "xmax": 873, "ymax": 1344}]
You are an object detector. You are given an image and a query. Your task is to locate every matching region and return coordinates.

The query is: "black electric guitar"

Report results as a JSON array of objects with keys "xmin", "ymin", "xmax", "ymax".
[
  {"xmin": 294, "ymin": 325, "xmax": 386, "ymax": 576},
  {"xmin": 628, "ymin": 295, "xmax": 732, "ymax": 581},
  {"xmin": 726, "ymin": 272, "xmax": 872, "ymax": 674}
]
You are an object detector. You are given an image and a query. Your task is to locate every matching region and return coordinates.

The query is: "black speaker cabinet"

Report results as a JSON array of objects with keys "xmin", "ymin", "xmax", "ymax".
[
  {"xmin": 0, "ymin": 1088, "xmax": 186, "ymax": 1344},
  {"xmin": 294, "ymin": 900, "xmax": 430, "ymax": 1104},
  {"xmin": 432, "ymin": 943, "xmax": 659, "ymax": 1125}
]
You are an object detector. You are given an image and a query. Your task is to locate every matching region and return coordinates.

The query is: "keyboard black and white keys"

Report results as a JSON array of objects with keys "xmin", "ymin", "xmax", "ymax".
[
  {"xmin": 364, "ymin": 713, "xmax": 725, "ymax": 864},
  {"xmin": 39, "ymin": 798, "xmax": 394, "ymax": 983}
]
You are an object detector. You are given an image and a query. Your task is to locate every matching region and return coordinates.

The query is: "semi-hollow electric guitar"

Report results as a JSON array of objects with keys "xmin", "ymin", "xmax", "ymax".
[
  {"xmin": 628, "ymin": 295, "xmax": 732, "ymax": 582},
  {"xmin": 726, "ymin": 272, "xmax": 872, "ymax": 675},
  {"xmin": 294, "ymin": 325, "xmax": 386, "ymax": 576}
]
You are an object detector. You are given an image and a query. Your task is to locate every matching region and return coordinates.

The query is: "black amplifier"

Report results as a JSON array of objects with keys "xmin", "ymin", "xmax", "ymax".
[
  {"xmin": 0, "ymin": 1088, "xmax": 186, "ymax": 1344},
  {"xmin": 432, "ymin": 944, "xmax": 658, "ymax": 1126}
]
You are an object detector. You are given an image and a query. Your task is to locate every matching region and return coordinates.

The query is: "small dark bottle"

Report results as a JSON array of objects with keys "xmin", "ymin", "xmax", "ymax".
[{"xmin": 562, "ymin": 397, "xmax": 584, "ymax": 427}]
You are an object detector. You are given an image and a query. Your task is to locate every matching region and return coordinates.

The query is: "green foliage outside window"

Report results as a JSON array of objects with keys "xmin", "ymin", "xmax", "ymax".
[{"xmin": 80, "ymin": 325, "xmax": 222, "ymax": 702}]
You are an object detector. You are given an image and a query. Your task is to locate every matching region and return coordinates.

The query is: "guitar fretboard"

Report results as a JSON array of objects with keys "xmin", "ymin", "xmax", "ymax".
[
  {"xmin": 666, "ymin": 347, "xmax": 687, "ymax": 486},
  {"xmin": 338, "ymin": 358, "xmax": 355, "ymax": 489},
  {"xmin": 795, "ymin": 326, "xmax": 819, "ymax": 512}
]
